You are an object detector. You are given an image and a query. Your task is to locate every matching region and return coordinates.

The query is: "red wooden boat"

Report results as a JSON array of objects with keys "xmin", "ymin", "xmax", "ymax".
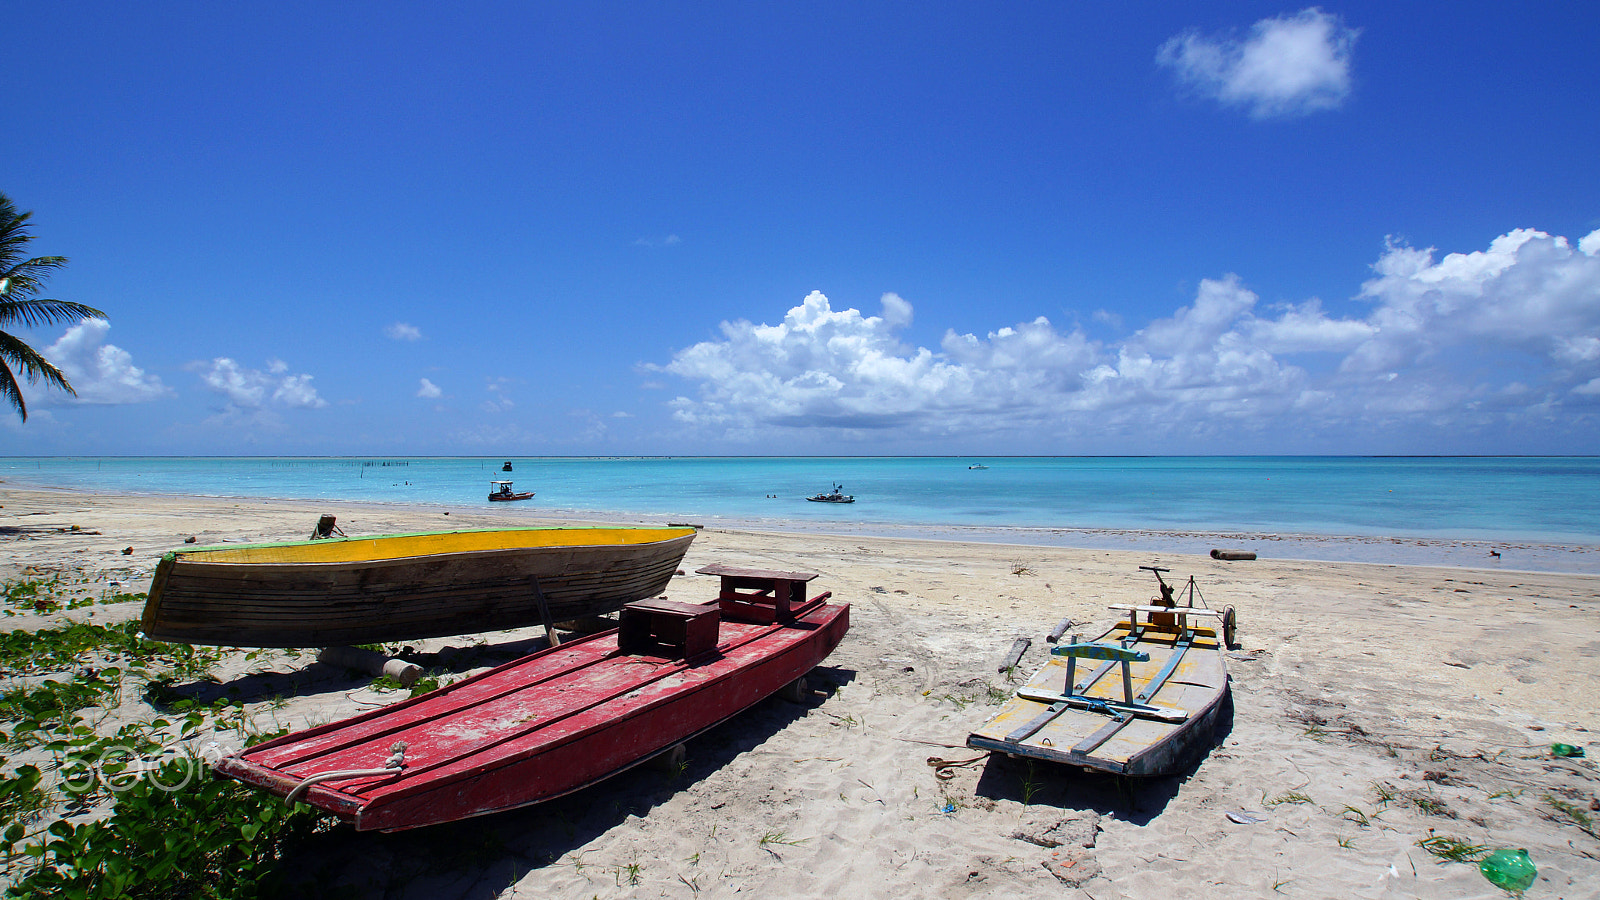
[{"xmin": 213, "ymin": 565, "xmax": 849, "ymax": 831}]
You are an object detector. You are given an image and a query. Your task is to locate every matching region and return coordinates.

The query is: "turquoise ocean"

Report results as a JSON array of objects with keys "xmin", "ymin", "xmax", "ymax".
[{"xmin": 4, "ymin": 456, "xmax": 1598, "ymax": 573}]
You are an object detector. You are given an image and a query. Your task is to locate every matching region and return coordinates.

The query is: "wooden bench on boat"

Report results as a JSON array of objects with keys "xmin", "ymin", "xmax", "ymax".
[
  {"xmin": 618, "ymin": 598, "xmax": 720, "ymax": 659},
  {"xmin": 696, "ymin": 564, "xmax": 823, "ymax": 624}
]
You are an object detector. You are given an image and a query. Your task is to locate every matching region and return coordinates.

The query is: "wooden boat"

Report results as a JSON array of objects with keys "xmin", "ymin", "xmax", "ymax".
[
  {"xmin": 806, "ymin": 483, "xmax": 854, "ymax": 503},
  {"xmin": 141, "ymin": 527, "xmax": 697, "ymax": 647},
  {"xmin": 488, "ymin": 479, "xmax": 533, "ymax": 501},
  {"xmin": 967, "ymin": 567, "xmax": 1234, "ymax": 777},
  {"xmin": 213, "ymin": 565, "xmax": 850, "ymax": 831}
]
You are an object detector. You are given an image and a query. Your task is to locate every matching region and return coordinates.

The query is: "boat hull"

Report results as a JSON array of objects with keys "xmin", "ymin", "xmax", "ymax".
[
  {"xmin": 213, "ymin": 597, "xmax": 850, "ymax": 830},
  {"xmin": 141, "ymin": 527, "xmax": 696, "ymax": 647},
  {"xmin": 967, "ymin": 617, "xmax": 1229, "ymax": 777}
]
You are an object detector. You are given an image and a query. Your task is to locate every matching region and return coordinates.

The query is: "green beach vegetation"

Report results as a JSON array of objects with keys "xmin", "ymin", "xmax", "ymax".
[{"xmin": 0, "ymin": 576, "xmax": 336, "ymax": 898}]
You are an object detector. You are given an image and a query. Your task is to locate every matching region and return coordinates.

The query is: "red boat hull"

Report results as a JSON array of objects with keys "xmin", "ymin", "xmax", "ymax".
[{"xmin": 214, "ymin": 598, "xmax": 849, "ymax": 831}]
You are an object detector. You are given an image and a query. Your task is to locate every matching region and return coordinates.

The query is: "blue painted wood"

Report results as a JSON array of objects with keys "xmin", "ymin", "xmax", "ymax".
[{"xmin": 1051, "ymin": 643, "xmax": 1150, "ymax": 663}]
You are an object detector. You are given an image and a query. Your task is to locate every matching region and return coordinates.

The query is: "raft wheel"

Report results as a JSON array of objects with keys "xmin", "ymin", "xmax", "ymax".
[
  {"xmin": 1222, "ymin": 606, "xmax": 1238, "ymax": 649},
  {"xmin": 779, "ymin": 675, "xmax": 811, "ymax": 704}
]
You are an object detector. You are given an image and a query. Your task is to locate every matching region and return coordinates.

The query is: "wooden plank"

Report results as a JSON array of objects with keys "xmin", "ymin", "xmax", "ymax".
[
  {"xmin": 1014, "ymin": 687, "xmax": 1189, "ymax": 722},
  {"xmin": 998, "ymin": 637, "xmax": 1030, "ymax": 673},
  {"xmin": 1050, "ymin": 643, "xmax": 1150, "ymax": 663},
  {"xmin": 696, "ymin": 563, "xmax": 818, "ymax": 582},
  {"xmin": 1005, "ymin": 700, "xmax": 1069, "ymax": 742},
  {"xmin": 1072, "ymin": 713, "xmax": 1134, "ymax": 755},
  {"xmin": 1107, "ymin": 604, "xmax": 1224, "ymax": 618}
]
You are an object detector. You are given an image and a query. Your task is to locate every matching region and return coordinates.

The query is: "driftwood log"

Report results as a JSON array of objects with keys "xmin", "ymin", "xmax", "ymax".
[
  {"xmin": 318, "ymin": 646, "xmax": 424, "ymax": 687},
  {"xmin": 1210, "ymin": 549, "xmax": 1257, "ymax": 561}
]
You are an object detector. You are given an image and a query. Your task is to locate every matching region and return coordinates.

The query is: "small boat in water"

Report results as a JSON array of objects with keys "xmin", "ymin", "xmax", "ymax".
[
  {"xmin": 213, "ymin": 565, "xmax": 850, "ymax": 831},
  {"xmin": 968, "ymin": 464, "xmax": 988, "ymax": 470},
  {"xmin": 806, "ymin": 483, "xmax": 854, "ymax": 503},
  {"xmin": 488, "ymin": 480, "xmax": 533, "ymax": 501},
  {"xmin": 501, "ymin": 461, "xmax": 514, "ymax": 472},
  {"xmin": 967, "ymin": 566, "xmax": 1234, "ymax": 777},
  {"xmin": 141, "ymin": 527, "xmax": 697, "ymax": 647}
]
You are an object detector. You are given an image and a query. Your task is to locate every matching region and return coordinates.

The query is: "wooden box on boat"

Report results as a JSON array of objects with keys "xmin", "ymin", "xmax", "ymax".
[
  {"xmin": 141, "ymin": 527, "xmax": 696, "ymax": 647},
  {"xmin": 212, "ymin": 571, "xmax": 849, "ymax": 831}
]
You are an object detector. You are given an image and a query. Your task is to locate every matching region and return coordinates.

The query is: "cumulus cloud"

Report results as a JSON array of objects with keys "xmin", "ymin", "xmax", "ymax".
[
  {"xmin": 659, "ymin": 227, "xmax": 1600, "ymax": 450},
  {"xmin": 190, "ymin": 357, "xmax": 328, "ymax": 413},
  {"xmin": 417, "ymin": 377, "xmax": 442, "ymax": 399},
  {"xmin": 385, "ymin": 322, "xmax": 423, "ymax": 341},
  {"xmin": 1158, "ymin": 8, "xmax": 1358, "ymax": 118},
  {"xmin": 39, "ymin": 318, "xmax": 170, "ymax": 404}
]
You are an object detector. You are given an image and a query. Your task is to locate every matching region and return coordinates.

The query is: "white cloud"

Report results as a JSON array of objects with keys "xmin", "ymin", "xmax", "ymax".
[
  {"xmin": 417, "ymin": 377, "xmax": 442, "ymax": 399},
  {"xmin": 660, "ymin": 226, "xmax": 1600, "ymax": 450},
  {"xmin": 1158, "ymin": 8, "xmax": 1358, "ymax": 119},
  {"xmin": 482, "ymin": 377, "xmax": 515, "ymax": 414},
  {"xmin": 634, "ymin": 234, "xmax": 682, "ymax": 248},
  {"xmin": 40, "ymin": 318, "xmax": 170, "ymax": 404},
  {"xmin": 385, "ymin": 322, "xmax": 423, "ymax": 341},
  {"xmin": 191, "ymin": 357, "xmax": 328, "ymax": 411}
]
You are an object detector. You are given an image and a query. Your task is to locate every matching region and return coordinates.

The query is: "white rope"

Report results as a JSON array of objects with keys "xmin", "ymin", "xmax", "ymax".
[{"xmin": 283, "ymin": 741, "xmax": 408, "ymax": 806}]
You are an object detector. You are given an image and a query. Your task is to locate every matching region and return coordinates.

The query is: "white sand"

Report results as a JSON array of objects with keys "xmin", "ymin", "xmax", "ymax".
[{"xmin": 2, "ymin": 486, "xmax": 1597, "ymax": 898}]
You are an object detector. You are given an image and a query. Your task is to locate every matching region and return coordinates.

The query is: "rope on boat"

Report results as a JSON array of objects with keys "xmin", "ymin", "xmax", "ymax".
[{"xmin": 284, "ymin": 741, "xmax": 408, "ymax": 806}]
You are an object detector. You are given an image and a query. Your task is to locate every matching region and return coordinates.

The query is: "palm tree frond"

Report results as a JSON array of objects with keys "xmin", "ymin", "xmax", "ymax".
[
  {"xmin": 0, "ymin": 330, "xmax": 75, "ymax": 396},
  {"xmin": 0, "ymin": 359, "xmax": 32, "ymax": 421},
  {"xmin": 0, "ymin": 192, "xmax": 92, "ymax": 422},
  {"xmin": 0, "ymin": 298, "xmax": 105, "ymax": 329}
]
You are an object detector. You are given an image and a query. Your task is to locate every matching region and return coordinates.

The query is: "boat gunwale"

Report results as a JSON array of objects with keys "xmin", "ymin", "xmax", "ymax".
[{"xmin": 161, "ymin": 526, "xmax": 698, "ymax": 565}]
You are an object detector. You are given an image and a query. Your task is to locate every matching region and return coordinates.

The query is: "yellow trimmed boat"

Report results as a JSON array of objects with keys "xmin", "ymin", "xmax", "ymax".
[
  {"xmin": 141, "ymin": 527, "xmax": 696, "ymax": 647},
  {"xmin": 968, "ymin": 567, "xmax": 1233, "ymax": 777}
]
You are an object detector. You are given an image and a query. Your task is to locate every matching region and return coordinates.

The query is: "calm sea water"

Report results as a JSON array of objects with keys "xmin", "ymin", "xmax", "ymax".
[{"xmin": 4, "ymin": 457, "xmax": 1598, "ymax": 571}]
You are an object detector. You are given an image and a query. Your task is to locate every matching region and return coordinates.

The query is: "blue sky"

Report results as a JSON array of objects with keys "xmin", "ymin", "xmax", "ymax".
[{"xmin": 5, "ymin": 2, "xmax": 1598, "ymax": 456}]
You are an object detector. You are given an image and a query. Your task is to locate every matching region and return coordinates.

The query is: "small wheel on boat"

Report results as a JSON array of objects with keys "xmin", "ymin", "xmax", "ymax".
[
  {"xmin": 647, "ymin": 743, "xmax": 688, "ymax": 773},
  {"xmin": 1222, "ymin": 606, "xmax": 1238, "ymax": 649},
  {"xmin": 779, "ymin": 675, "xmax": 811, "ymax": 704}
]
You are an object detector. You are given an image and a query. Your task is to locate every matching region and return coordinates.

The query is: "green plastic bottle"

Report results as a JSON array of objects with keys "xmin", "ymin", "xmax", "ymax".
[
  {"xmin": 1551, "ymin": 742, "xmax": 1585, "ymax": 758},
  {"xmin": 1479, "ymin": 848, "xmax": 1536, "ymax": 892}
]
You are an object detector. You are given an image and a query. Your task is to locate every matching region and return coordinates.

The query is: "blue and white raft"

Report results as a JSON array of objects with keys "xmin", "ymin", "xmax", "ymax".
[{"xmin": 968, "ymin": 567, "xmax": 1236, "ymax": 777}]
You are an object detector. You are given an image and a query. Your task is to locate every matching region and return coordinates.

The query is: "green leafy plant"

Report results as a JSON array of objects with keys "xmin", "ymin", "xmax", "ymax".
[
  {"xmin": 1545, "ymin": 794, "xmax": 1599, "ymax": 838},
  {"xmin": 1416, "ymin": 834, "xmax": 1488, "ymax": 863},
  {"xmin": 1264, "ymin": 790, "xmax": 1314, "ymax": 807},
  {"xmin": 0, "ymin": 764, "xmax": 50, "ymax": 827},
  {"xmin": 4, "ymin": 764, "xmax": 335, "ymax": 898}
]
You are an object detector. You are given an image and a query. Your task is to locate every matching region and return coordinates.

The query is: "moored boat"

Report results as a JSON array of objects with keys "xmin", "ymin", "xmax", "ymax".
[
  {"xmin": 212, "ymin": 566, "xmax": 850, "ymax": 831},
  {"xmin": 806, "ymin": 483, "xmax": 854, "ymax": 503},
  {"xmin": 967, "ymin": 566, "xmax": 1234, "ymax": 777},
  {"xmin": 141, "ymin": 526, "xmax": 697, "ymax": 647},
  {"xmin": 488, "ymin": 479, "xmax": 533, "ymax": 501}
]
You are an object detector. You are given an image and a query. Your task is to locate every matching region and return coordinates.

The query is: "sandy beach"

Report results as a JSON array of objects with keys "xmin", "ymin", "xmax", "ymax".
[{"xmin": 3, "ymin": 485, "xmax": 1597, "ymax": 898}]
